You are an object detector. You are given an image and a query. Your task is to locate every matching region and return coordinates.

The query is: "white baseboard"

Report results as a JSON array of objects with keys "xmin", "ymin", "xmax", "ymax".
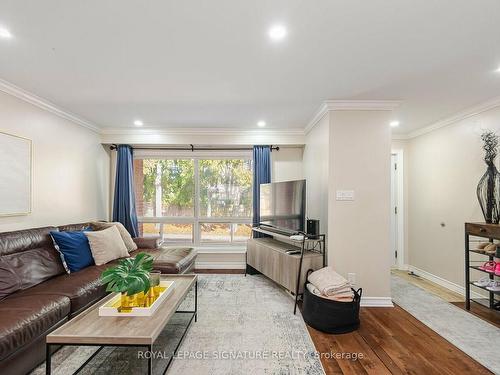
[
  {"xmin": 195, "ymin": 246, "xmax": 246, "ymax": 254},
  {"xmin": 195, "ymin": 261, "xmax": 246, "ymax": 269},
  {"xmin": 360, "ymin": 297, "xmax": 394, "ymax": 307},
  {"xmin": 407, "ymin": 265, "xmax": 484, "ymax": 299}
]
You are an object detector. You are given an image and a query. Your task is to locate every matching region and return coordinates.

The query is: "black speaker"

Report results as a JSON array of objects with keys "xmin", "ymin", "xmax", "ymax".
[{"xmin": 307, "ymin": 219, "xmax": 320, "ymax": 239}]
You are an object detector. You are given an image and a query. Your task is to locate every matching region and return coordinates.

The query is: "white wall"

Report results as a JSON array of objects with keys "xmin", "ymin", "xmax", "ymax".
[
  {"xmin": 271, "ymin": 146, "xmax": 303, "ymax": 182},
  {"xmin": 303, "ymin": 115, "xmax": 329, "ymax": 235},
  {"xmin": 0, "ymin": 91, "xmax": 110, "ymax": 232},
  {"xmin": 328, "ymin": 110, "xmax": 392, "ymax": 300},
  {"xmin": 303, "ymin": 109, "xmax": 393, "ymax": 301},
  {"xmin": 405, "ymin": 107, "xmax": 500, "ymax": 287}
]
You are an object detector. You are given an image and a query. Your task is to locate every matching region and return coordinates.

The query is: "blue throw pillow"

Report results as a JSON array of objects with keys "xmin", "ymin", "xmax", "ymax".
[{"xmin": 50, "ymin": 229, "xmax": 94, "ymax": 273}]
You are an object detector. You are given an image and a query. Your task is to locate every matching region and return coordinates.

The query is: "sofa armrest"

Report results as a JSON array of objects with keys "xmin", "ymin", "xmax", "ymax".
[{"xmin": 133, "ymin": 236, "xmax": 162, "ymax": 249}]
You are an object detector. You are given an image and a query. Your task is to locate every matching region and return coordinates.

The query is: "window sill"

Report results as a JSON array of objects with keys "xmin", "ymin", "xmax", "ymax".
[{"xmin": 172, "ymin": 245, "xmax": 247, "ymax": 254}]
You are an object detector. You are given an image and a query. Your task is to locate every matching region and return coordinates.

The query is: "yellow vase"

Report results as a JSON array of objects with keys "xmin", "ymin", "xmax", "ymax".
[
  {"xmin": 119, "ymin": 292, "xmax": 135, "ymax": 313},
  {"xmin": 134, "ymin": 291, "xmax": 145, "ymax": 307},
  {"xmin": 146, "ymin": 287, "xmax": 156, "ymax": 306},
  {"xmin": 153, "ymin": 285, "xmax": 162, "ymax": 297}
]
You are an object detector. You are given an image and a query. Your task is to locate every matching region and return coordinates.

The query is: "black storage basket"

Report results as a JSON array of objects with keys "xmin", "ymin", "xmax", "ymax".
[{"xmin": 302, "ymin": 269, "xmax": 362, "ymax": 334}]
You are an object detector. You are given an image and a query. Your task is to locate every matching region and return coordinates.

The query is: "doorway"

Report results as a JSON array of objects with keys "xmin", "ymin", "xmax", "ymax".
[{"xmin": 390, "ymin": 150, "xmax": 404, "ymax": 268}]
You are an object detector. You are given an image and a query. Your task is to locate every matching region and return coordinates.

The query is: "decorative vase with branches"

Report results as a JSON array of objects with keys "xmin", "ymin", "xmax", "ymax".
[
  {"xmin": 477, "ymin": 130, "xmax": 500, "ymax": 224},
  {"xmin": 100, "ymin": 252, "xmax": 154, "ymax": 312}
]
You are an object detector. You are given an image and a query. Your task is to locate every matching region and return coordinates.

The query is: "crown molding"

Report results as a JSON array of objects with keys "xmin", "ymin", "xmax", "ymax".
[
  {"xmin": 405, "ymin": 96, "xmax": 500, "ymax": 139},
  {"xmin": 323, "ymin": 99, "xmax": 402, "ymax": 111},
  {"xmin": 100, "ymin": 127, "xmax": 305, "ymax": 136},
  {"xmin": 304, "ymin": 102, "xmax": 329, "ymax": 134},
  {"xmin": 391, "ymin": 133, "xmax": 410, "ymax": 140},
  {"xmin": 0, "ymin": 77, "xmax": 408, "ymax": 138},
  {"xmin": 305, "ymin": 100, "xmax": 402, "ymax": 134},
  {"xmin": 100, "ymin": 127, "xmax": 306, "ymax": 146},
  {"xmin": 0, "ymin": 78, "xmax": 101, "ymax": 133}
]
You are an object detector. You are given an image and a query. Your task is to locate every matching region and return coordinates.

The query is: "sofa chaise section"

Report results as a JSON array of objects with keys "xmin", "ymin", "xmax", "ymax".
[{"xmin": 0, "ymin": 222, "xmax": 197, "ymax": 375}]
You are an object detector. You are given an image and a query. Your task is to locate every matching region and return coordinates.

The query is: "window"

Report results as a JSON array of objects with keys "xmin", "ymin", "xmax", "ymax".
[
  {"xmin": 139, "ymin": 159, "xmax": 195, "ymax": 217},
  {"xmin": 199, "ymin": 159, "xmax": 252, "ymax": 218},
  {"xmin": 200, "ymin": 223, "xmax": 231, "ymax": 243},
  {"xmin": 134, "ymin": 153, "xmax": 252, "ymax": 245}
]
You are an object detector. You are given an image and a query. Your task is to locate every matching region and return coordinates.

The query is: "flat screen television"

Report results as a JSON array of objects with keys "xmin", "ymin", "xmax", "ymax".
[{"xmin": 259, "ymin": 179, "xmax": 306, "ymax": 234}]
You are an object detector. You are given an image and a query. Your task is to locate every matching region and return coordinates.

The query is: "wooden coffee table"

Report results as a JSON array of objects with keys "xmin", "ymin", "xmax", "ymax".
[{"xmin": 46, "ymin": 274, "xmax": 197, "ymax": 375}]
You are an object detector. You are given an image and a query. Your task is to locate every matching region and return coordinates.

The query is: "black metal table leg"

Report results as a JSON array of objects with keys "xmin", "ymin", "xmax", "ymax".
[
  {"xmin": 46, "ymin": 344, "xmax": 51, "ymax": 375},
  {"xmin": 322, "ymin": 234, "xmax": 326, "ymax": 267},
  {"xmin": 465, "ymin": 232, "xmax": 470, "ymax": 310},
  {"xmin": 293, "ymin": 238, "xmax": 306, "ymax": 315},
  {"xmin": 147, "ymin": 344, "xmax": 153, "ymax": 375},
  {"xmin": 195, "ymin": 280, "xmax": 198, "ymax": 322}
]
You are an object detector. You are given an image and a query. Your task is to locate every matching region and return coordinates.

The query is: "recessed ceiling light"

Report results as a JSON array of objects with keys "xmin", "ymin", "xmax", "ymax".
[
  {"xmin": 496, "ymin": 66, "xmax": 500, "ymax": 72},
  {"xmin": 0, "ymin": 27, "xmax": 12, "ymax": 39},
  {"xmin": 390, "ymin": 121, "xmax": 400, "ymax": 128},
  {"xmin": 134, "ymin": 120, "xmax": 144, "ymax": 127},
  {"xmin": 268, "ymin": 25, "xmax": 287, "ymax": 41},
  {"xmin": 257, "ymin": 121, "xmax": 266, "ymax": 127}
]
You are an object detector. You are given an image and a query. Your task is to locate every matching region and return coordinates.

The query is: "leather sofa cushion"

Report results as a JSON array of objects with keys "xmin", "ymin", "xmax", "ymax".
[
  {"xmin": 0, "ymin": 226, "xmax": 65, "ymax": 294},
  {"xmin": 0, "ymin": 226, "xmax": 58, "ymax": 256},
  {"xmin": 0, "ymin": 259, "xmax": 21, "ymax": 300},
  {"xmin": 58, "ymin": 223, "xmax": 92, "ymax": 232},
  {"xmin": 17, "ymin": 264, "xmax": 108, "ymax": 316},
  {"xmin": 1, "ymin": 247, "xmax": 65, "ymax": 291},
  {"xmin": 133, "ymin": 247, "xmax": 197, "ymax": 274},
  {"xmin": 133, "ymin": 236, "xmax": 161, "ymax": 249},
  {"xmin": 0, "ymin": 294, "xmax": 70, "ymax": 361}
]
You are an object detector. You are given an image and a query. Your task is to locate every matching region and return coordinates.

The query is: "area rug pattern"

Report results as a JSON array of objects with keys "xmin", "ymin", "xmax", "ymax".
[
  {"xmin": 392, "ymin": 275, "xmax": 500, "ymax": 374},
  {"xmin": 32, "ymin": 274, "xmax": 324, "ymax": 375}
]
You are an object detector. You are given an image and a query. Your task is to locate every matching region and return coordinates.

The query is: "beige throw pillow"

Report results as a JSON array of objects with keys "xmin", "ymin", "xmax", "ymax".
[
  {"xmin": 85, "ymin": 226, "xmax": 129, "ymax": 265},
  {"xmin": 91, "ymin": 221, "xmax": 138, "ymax": 252}
]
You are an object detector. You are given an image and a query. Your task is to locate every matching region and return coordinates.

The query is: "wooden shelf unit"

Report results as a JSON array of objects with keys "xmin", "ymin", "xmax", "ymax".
[{"xmin": 464, "ymin": 222, "xmax": 499, "ymax": 312}]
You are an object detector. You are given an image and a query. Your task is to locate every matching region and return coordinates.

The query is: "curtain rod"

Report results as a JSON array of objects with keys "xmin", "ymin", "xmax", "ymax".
[{"xmin": 109, "ymin": 144, "xmax": 280, "ymax": 152}]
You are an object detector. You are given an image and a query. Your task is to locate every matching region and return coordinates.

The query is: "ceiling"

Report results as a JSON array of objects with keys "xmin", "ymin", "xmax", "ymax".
[{"xmin": 1, "ymin": 0, "xmax": 500, "ymax": 134}]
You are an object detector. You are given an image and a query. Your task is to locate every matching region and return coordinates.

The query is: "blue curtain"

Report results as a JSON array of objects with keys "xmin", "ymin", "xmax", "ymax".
[
  {"xmin": 253, "ymin": 145, "xmax": 271, "ymax": 237},
  {"xmin": 112, "ymin": 145, "xmax": 139, "ymax": 237}
]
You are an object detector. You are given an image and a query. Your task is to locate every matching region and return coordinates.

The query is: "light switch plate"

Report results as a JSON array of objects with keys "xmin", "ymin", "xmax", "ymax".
[{"xmin": 336, "ymin": 190, "xmax": 355, "ymax": 201}]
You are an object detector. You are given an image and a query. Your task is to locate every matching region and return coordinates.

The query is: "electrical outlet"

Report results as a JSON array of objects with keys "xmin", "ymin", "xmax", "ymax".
[{"xmin": 348, "ymin": 273, "xmax": 356, "ymax": 286}]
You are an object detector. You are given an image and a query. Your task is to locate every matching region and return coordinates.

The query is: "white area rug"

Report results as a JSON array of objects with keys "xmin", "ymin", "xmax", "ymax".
[
  {"xmin": 392, "ymin": 275, "xmax": 500, "ymax": 374},
  {"xmin": 32, "ymin": 274, "xmax": 324, "ymax": 375}
]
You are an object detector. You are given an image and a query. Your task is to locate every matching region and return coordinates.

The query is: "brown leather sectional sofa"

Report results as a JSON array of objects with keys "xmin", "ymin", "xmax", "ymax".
[{"xmin": 0, "ymin": 222, "xmax": 197, "ymax": 375}]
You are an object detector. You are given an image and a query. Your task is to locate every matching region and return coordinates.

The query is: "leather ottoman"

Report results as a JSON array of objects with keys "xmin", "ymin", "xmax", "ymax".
[{"xmin": 135, "ymin": 247, "xmax": 197, "ymax": 274}]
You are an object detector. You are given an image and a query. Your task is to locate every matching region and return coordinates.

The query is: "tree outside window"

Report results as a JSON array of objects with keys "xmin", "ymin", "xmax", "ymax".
[{"xmin": 134, "ymin": 157, "xmax": 252, "ymax": 244}]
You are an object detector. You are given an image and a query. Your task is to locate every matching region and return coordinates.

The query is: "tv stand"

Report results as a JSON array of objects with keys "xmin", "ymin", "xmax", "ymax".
[{"xmin": 246, "ymin": 227, "xmax": 326, "ymax": 314}]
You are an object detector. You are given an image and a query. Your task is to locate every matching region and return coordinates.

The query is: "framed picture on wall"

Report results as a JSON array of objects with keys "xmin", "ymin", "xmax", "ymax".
[{"xmin": 0, "ymin": 131, "xmax": 32, "ymax": 216}]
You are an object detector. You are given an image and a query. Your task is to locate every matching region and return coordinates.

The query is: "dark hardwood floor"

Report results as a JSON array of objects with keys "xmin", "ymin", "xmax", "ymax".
[
  {"xmin": 306, "ymin": 305, "xmax": 492, "ymax": 375},
  {"xmin": 198, "ymin": 270, "xmax": 492, "ymax": 374}
]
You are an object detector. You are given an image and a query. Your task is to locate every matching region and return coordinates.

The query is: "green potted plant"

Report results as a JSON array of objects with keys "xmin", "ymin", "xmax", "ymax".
[{"xmin": 100, "ymin": 252, "xmax": 154, "ymax": 312}]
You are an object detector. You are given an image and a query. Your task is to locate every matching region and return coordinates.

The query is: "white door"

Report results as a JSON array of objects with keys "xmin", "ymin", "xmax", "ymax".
[{"xmin": 390, "ymin": 153, "xmax": 398, "ymax": 267}]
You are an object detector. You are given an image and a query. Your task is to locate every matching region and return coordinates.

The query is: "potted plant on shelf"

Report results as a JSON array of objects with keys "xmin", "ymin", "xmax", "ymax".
[{"xmin": 100, "ymin": 252, "xmax": 154, "ymax": 312}]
